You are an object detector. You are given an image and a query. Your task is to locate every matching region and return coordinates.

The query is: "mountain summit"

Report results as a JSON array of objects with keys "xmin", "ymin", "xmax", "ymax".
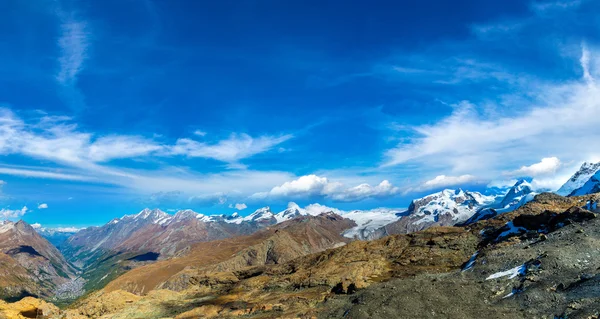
[{"xmin": 557, "ymin": 162, "xmax": 600, "ymax": 196}]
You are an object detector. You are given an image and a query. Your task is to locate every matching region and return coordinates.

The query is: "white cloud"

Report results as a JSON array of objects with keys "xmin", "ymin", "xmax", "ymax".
[
  {"xmin": 581, "ymin": 42, "xmax": 594, "ymax": 85},
  {"xmin": 0, "ymin": 109, "xmax": 292, "ymax": 168},
  {"xmin": 252, "ymin": 175, "xmax": 399, "ymax": 203},
  {"xmin": 0, "ymin": 206, "xmax": 28, "ymax": 220},
  {"xmin": 330, "ymin": 180, "xmax": 399, "ymax": 202},
  {"xmin": 30, "ymin": 223, "xmax": 82, "ymax": 233},
  {"xmin": 412, "ymin": 174, "xmax": 480, "ymax": 192},
  {"xmin": 382, "ymin": 46, "xmax": 600, "ymax": 181},
  {"xmin": 193, "ymin": 130, "xmax": 207, "ymax": 137},
  {"xmin": 531, "ymin": 0, "xmax": 582, "ymax": 13},
  {"xmin": 170, "ymin": 133, "xmax": 293, "ymax": 163},
  {"xmin": 88, "ymin": 136, "xmax": 164, "ymax": 162},
  {"xmin": 56, "ymin": 17, "xmax": 89, "ymax": 85},
  {"xmin": 0, "ymin": 167, "xmax": 94, "ymax": 182},
  {"xmin": 507, "ymin": 157, "xmax": 561, "ymax": 177},
  {"xmin": 231, "ymin": 203, "xmax": 247, "ymax": 210},
  {"xmin": 51, "ymin": 226, "xmax": 82, "ymax": 233},
  {"xmin": 37, "ymin": 203, "xmax": 48, "ymax": 209}
]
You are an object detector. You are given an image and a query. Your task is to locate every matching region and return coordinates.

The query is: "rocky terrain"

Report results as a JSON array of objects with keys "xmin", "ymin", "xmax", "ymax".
[{"xmin": 0, "ymin": 221, "xmax": 77, "ymax": 302}]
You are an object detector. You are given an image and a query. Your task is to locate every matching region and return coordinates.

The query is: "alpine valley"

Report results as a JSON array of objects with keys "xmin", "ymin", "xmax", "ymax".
[{"xmin": 3, "ymin": 162, "xmax": 600, "ymax": 318}]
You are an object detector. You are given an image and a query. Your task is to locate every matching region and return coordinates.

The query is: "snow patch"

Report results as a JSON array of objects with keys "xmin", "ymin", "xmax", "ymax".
[{"xmin": 486, "ymin": 264, "xmax": 526, "ymax": 280}]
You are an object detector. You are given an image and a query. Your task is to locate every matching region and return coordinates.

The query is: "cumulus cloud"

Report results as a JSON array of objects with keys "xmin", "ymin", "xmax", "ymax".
[
  {"xmin": 251, "ymin": 175, "xmax": 399, "ymax": 202},
  {"xmin": 37, "ymin": 203, "xmax": 48, "ymax": 209},
  {"xmin": 0, "ymin": 206, "xmax": 28, "ymax": 220},
  {"xmin": 506, "ymin": 157, "xmax": 561, "ymax": 177},
  {"xmin": 229, "ymin": 203, "xmax": 247, "ymax": 210}
]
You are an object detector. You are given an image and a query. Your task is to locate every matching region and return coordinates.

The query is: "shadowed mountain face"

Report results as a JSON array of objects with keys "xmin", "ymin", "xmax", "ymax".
[{"xmin": 0, "ymin": 221, "xmax": 76, "ymax": 301}]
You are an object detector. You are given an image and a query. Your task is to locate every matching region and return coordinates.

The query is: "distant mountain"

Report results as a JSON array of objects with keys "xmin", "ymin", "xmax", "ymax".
[
  {"xmin": 62, "ymin": 203, "xmax": 403, "ymax": 268},
  {"xmin": 382, "ymin": 189, "xmax": 496, "ymax": 234},
  {"xmin": 102, "ymin": 212, "xmax": 356, "ymax": 295},
  {"xmin": 0, "ymin": 220, "xmax": 77, "ymax": 301},
  {"xmin": 32, "ymin": 224, "xmax": 81, "ymax": 249},
  {"xmin": 557, "ymin": 162, "xmax": 600, "ymax": 196},
  {"xmin": 465, "ymin": 179, "xmax": 537, "ymax": 224}
]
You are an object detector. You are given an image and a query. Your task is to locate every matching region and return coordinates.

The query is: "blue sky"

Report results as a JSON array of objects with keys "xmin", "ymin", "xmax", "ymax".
[{"xmin": 0, "ymin": 0, "xmax": 599, "ymax": 227}]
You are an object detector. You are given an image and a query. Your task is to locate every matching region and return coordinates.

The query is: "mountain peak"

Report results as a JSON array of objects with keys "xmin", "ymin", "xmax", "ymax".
[{"xmin": 557, "ymin": 161, "xmax": 600, "ymax": 196}]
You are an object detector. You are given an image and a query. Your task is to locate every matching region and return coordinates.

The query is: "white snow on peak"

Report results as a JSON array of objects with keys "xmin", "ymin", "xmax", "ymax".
[
  {"xmin": 499, "ymin": 179, "xmax": 535, "ymax": 210},
  {"xmin": 408, "ymin": 189, "xmax": 496, "ymax": 225},
  {"xmin": 274, "ymin": 202, "xmax": 306, "ymax": 223},
  {"xmin": 557, "ymin": 162, "xmax": 600, "ymax": 196},
  {"xmin": 465, "ymin": 180, "xmax": 536, "ymax": 224}
]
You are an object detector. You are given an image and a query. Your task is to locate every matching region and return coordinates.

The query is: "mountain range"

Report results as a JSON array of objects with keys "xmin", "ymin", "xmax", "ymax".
[{"xmin": 3, "ymin": 161, "xmax": 600, "ymax": 317}]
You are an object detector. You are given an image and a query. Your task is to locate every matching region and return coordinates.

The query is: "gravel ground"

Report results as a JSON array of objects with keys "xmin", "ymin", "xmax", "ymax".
[{"xmin": 318, "ymin": 215, "xmax": 600, "ymax": 319}]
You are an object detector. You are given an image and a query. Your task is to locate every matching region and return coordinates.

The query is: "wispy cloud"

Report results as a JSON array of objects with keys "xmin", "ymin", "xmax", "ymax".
[
  {"xmin": 56, "ymin": 18, "xmax": 89, "ymax": 85},
  {"xmin": 382, "ymin": 46, "xmax": 600, "ymax": 183},
  {"xmin": 0, "ymin": 167, "xmax": 95, "ymax": 182},
  {"xmin": 531, "ymin": 0, "xmax": 582, "ymax": 13},
  {"xmin": 37, "ymin": 203, "xmax": 48, "ymax": 209},
  {"xmin": 170, "ymin": 133, "xmax": 293, "ymax": 163},
  {"xmin": 55, "ymin": 12, "xmax": 90, "ymax": 110},
  {"xmin": 0, "ymin": 108, "xmax": 292, "ymax": 167}
]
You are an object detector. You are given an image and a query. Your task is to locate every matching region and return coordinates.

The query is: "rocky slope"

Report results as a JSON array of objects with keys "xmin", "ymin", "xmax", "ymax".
[
  {"xmin": 0, "ymin": 220, "xmax": 77, "ymax": 301},
  {"xmin": 320, "ymin": 197, "xmax": 600, "ymax": 318}
]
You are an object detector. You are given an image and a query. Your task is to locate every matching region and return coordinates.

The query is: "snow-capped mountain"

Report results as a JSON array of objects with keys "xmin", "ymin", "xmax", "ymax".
[
  {"xmin": 557, "ymin": 162, "xmax": 600, "ymax": 196},
  {"xmin": 223, "ymin": 202, "xmax": 403, "ymax": 239},
  {"xmin": 32, "ymin": 223, "xmax": 82, "ymax": 248},
  {"xmin": 465, "ymin": 179, "xmax": 537, "ymax": 224},
  {"xmin": 382, "ymin": 189, "xmax": 496, "ymax": 234},
  {"xmin": 62, "ymin": 202, "xmax": 408, "ymax": 268},
  {"xmin": 407, "ymin": 189, "xmax": 495, "ymax": 224}
]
